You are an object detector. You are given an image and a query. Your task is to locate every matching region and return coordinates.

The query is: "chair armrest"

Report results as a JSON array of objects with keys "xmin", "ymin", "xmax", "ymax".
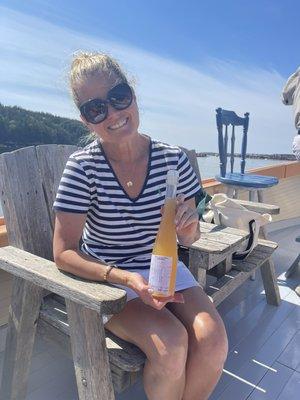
[
  {"xmin": 231, "ymin": 199, "xmax": 280, "ymax": 215},
  {"xmin": 0, "ymin": 246, "xmax": 127, "ymax": 315}
]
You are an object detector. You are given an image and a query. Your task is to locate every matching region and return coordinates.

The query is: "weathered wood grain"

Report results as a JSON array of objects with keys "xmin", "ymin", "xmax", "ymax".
[
  {"xmin": 260, "ymin": 258, "xmax": 281, "ymax": 306},
  {"xmin": 66, "ymin": 299, "xmax": 115, "ymax": 400},
  {"xmin": 0, "ymin": 246, "xmax": 127, "ymax": 314},
  {"xmin": 37, "ymin": 316, "xmax": 143, "ymax": 394},
  {"xmin": 35, "ymin": 144, "xmax": 78, "ymax": 230},
  {"xmin": 180, "ymin": 147, "xmax": 202, "ymax": 183},
  {"xmin": 39, "ymin": 295, "xmax": 145, "ymax": 372},
  {"xmin": 0, "ymin": 146, "xmax": 53, "ymax": 260},
  {"xmin": 0, "ymin": 277, "xmax": 43, "ymax": 400},
  {"xmin": 189, "ymin": 248, "xmax": 207, "ymax": 286},
  {"xmin": 206, "ymin": 269, "xmax": 251, "ymax": 306}
]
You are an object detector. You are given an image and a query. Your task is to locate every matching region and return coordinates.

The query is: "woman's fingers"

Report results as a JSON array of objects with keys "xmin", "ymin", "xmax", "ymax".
[
  {"xmin": 145, "ymin": 292, "xmax": 185, "ymax": 310},
  {"xmin": 176, "ymin": 207, "xmax": 198, "ymax": 230},
  {"xmin": 175, "ymin": 193, "xmax": 198, "ymax": 230},
  {"xmin": 176, "ymin": 193, "xmax": 185, "ymax": 204},
  {"xmin": 172, "ymin": 292, "xmax": 185, "ymax": 303}
]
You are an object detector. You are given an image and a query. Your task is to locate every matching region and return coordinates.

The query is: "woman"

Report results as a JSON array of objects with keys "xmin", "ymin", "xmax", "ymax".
[{"xmin": 53, "ymin": 52, "xmax": 228, "ymax": 400}]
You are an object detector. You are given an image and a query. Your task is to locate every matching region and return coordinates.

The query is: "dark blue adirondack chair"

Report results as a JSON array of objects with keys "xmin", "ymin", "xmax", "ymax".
[{"xmin": 215, "ymin": 108, "xmax": 279, "ymax": 201}]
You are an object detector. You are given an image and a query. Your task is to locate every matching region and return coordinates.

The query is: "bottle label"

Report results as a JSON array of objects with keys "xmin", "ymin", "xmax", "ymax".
[{"xmin": 149, "ymin": 255, "xmax": 172, "ymax": 295}]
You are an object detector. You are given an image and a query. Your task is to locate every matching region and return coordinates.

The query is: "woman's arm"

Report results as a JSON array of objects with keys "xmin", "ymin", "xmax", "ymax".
[
  {"xmin": 53, "ymin": 212, "xmax": 184, "ymax": 309},
  {"xmin": 53, "ymin": 212, "xmax": 130, "ymax": 285}
]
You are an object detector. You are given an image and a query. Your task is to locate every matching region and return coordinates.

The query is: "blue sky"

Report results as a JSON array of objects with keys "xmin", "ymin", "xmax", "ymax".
[{"xmin": 0, "ymin": 0, "xmax": 299, "ymax": 153}]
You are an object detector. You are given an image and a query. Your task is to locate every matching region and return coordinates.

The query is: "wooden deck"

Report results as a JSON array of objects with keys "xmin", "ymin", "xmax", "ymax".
[{"xmin": 0, "ymin": 219, "xmax": 299, "ymax": 399}]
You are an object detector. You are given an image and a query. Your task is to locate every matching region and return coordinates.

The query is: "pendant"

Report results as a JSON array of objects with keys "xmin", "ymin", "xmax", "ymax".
[{"xmin": 126, "ymin": 181, "xmax": 133, "ymax": 187}]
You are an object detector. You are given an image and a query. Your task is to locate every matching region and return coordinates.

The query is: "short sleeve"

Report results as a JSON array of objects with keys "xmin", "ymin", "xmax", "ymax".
[
  {"xmin": 53, "ymin": 156, "xmax": 91, "ymax": 214},
  {"xmin": 177, "ymin": 150, "xmax": 201, "ymax": 200}
]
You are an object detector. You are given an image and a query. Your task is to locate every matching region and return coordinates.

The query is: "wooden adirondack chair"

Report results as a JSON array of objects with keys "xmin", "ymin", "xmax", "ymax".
[{"xmin": 0, "ymin": 144, "xmax": 280, "ymax": 400}]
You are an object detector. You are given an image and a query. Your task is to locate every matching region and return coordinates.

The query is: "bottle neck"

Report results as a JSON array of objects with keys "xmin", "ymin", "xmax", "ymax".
[{"xmin": 165, "ymin": 183, "xmax": 177, "ymax": 200}]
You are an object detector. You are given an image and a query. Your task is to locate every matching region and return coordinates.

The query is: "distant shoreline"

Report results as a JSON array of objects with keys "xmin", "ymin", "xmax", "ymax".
[{"xmin": 196, "ymin": 152, "xmax": 295, "ymax": 161}]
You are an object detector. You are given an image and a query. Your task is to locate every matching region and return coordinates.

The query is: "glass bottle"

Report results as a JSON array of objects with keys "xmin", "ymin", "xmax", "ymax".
[{"xmin": 148, "ymin": 169, "xmax": 179, "ymax": 299}]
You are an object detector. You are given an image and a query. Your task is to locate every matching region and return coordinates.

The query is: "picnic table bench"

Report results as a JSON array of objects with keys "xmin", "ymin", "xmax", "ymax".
[{"xmin": 0, "ymin": 144, "xmax": 280, "ymax": 400}]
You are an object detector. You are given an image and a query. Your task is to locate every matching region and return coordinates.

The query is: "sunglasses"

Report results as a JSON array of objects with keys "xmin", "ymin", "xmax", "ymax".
[{"xmin": 79, "ymin": 82, "xmax": 133, "ymax": 124}]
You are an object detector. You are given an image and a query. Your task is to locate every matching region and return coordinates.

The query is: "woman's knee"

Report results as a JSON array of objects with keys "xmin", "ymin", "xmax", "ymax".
[
  {"xmin": 192, "ymin": 314, "xmax": 228, "ymax": 371},
  {"xmin": 148, "ymin": 321, "xmax": 189, "ymax": 380}
]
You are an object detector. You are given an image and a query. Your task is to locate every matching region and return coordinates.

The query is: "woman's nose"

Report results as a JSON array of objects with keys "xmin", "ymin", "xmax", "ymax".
[{"xmin": 106, "ymin": 102, "xmax": 118, "ymax": 118}]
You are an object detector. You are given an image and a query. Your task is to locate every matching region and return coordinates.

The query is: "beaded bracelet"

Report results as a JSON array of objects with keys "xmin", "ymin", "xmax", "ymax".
[{"xmin": 103, "ymin": 265, "xmax": 115, "ymax": 282}]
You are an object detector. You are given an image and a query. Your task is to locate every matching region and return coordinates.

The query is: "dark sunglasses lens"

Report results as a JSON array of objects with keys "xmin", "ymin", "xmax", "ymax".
[
  {"xmin": 83, "ymin": 99, "xmax": 107, "ymax": 123},
  {"xmin": 109, "ymin": 83, "xmax": 133, "ymax": 110}
]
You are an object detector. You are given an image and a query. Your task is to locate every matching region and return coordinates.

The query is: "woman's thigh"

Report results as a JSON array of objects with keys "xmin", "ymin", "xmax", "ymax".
[
  {"xmin": 166, "ymin": 286, "xmax": 227, "ymax": 342},
  {"xmin": 105, "ymin": 298, "xmax": 188, "ymax": 360}
]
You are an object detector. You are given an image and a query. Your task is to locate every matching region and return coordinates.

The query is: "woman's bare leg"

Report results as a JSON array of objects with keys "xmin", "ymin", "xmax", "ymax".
[
  {"xmin": 105, "ymin": 298, "xmax": 189, "ymax": 400},
  {"xmin": 167, "ymin": 286, "xmax": 228, "ymax": 400}
]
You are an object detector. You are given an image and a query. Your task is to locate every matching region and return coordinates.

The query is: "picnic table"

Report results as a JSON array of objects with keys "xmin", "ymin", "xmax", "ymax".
[{"xmin": 186, "ymin": 221, "xmax": 279, "ymax": 306}]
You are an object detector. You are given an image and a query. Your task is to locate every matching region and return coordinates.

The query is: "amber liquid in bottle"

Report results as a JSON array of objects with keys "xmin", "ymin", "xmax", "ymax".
[{"xmin": 148, "ymin": 170, "xmax": 178, "ymax": 300}]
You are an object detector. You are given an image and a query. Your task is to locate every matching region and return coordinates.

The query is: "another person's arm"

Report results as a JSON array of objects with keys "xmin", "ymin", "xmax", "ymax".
[{"xmin": 292, "ymin": 134, "xmax": 300, "ymax": 161}]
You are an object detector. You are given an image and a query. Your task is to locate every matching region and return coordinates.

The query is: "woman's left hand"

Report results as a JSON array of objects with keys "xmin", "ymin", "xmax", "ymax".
[{"xmin": 175, "ymin": 194, "xmax": 200, "ymax": 244}]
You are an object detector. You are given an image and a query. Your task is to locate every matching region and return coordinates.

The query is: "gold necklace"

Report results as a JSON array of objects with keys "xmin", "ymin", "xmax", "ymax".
[{"xmin": 126, "ymin": 180, "xmax": 133, "ymax": 187}]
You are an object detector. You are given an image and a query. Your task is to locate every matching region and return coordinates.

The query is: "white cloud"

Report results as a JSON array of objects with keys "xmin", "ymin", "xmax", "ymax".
[{"xmin": 0, "ymin": 6, "xmax": 295, "ymax": 153}]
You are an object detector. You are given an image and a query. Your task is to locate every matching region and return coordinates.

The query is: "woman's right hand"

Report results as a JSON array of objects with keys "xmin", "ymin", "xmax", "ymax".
[{"xmin": 127, "ymin": 272, "xmax": 184, "ymax": 310}]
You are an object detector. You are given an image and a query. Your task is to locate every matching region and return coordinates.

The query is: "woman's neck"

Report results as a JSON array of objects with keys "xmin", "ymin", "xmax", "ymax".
[{"xmin": 100, "ymin": 133, "xmax": 150, "ymax": 164}]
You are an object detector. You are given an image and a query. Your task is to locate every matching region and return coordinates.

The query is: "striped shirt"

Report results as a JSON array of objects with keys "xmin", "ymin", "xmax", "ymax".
[{"xmin": 53, "ymin": 137, "xmax": 201, "ymax": 270}]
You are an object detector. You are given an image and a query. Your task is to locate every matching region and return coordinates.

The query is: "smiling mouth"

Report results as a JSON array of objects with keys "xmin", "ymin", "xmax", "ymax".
[{"xmin": 108, "ymin": 117, "xmax": 128, "ymax": 131}]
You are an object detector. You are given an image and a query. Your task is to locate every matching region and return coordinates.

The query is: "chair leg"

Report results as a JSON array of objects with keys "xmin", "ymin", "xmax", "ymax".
[
  {"xmin": 257, "ymin": 189, "xmax": 264, "ymax": 203},
  {"xmin": 249, "ymin": 190, "xmax": 257, "ymax": 202},
  {"xmin": 66, "ymin": 299, "xmax": 115, "ymax": 400},
  {"xmin": 227, "ymin": 186, "xmax": 235, "ymax": 198},
  {"xmin": 0, "ymin": 277, "xmax": 44, "ymax": 400}
]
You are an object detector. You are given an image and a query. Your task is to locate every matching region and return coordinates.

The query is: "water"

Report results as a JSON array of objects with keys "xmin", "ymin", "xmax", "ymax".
[
  {"xmin": 0, "ymin": 157, "xmax": 291, "ymax": 216},
  {"xmin": 197, "ymin": 156, "xmax": 288, "ymax": 179}
]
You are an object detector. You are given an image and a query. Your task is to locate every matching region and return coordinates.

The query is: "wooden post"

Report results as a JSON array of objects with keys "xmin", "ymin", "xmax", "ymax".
[
  {"xmin": 189, "ymin": 248, "xmax": 207, "ymax": 288},
  {"xmin": 214, "ymin": 254, "xmax": 233, "ymax": 278},
  {"xmin": 0, "ymin": 277, "xmax": 43, "ymax": 400},
  {"xmin": 260, "ymin": 259, "xmax": 281, "ymax": 306},
  {"xmin": 66, "ymin": 299, "xmax": 115, "ymax": 400}
]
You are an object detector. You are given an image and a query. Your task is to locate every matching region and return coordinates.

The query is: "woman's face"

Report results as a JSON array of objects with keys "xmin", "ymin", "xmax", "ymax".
[{"xmin": 77, "ymin": 73, "xmax": 139, "ymax": 143}]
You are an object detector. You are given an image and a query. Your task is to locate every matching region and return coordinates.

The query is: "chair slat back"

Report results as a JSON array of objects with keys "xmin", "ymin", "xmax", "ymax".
[
  {"xmin": 0, "ymin": 145, "xmax": 78, "ymax": 260},
  {"xmin": 36, "ymin": 145, "xmax": 78, "ymax": 229},
  {"xmin": 216, "ymin": 108, "xmax": 249, "ymax": 176},
  {"xmin": 179, "ymin": 147, "xmax": 202, "ymax": 185}
]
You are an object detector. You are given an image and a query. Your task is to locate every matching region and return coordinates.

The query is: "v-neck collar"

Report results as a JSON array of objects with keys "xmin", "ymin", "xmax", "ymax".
[{"xmin": 98, "ymin": 136, "xmax": 153, "ymax": 203}]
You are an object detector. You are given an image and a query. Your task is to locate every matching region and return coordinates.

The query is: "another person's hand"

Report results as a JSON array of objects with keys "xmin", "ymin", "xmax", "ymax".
[{"xmin": 127, "ymin": 272, "xmax": 184, "ymax": 310}]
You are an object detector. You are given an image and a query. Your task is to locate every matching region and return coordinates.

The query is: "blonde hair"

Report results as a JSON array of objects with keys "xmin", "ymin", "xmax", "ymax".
[{"xmin": 69, "ymin": 51, "xmax": 129, "ymax": 107}]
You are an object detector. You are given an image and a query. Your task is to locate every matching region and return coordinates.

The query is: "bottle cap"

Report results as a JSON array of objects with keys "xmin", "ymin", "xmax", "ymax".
[{"xmin": 166, "ymin": 169, "xmax": 179, "ymax": 186}]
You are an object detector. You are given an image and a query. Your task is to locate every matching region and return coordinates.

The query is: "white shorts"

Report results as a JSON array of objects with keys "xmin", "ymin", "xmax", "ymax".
[{"xmin": 103, "ymin": 261, "xmax": 200, "ymax": 324}]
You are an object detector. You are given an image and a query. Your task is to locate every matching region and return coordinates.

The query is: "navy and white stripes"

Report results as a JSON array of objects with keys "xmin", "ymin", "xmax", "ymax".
[{"xmin": 53, "ymin": 138, "xmax": 201, "ymax": 270}]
